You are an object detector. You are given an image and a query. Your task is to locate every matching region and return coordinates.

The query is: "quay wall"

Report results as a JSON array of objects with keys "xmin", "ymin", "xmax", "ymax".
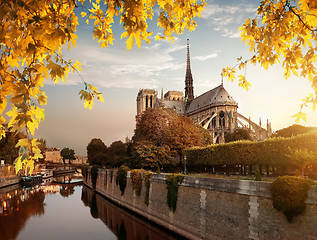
[{"xmin": 83, "ymin": 169, "xmax": 317, "ymax": 240}]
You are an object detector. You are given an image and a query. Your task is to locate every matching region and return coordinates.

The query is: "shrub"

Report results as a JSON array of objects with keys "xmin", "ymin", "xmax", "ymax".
[
  {"xmin": 91, "ymin": 166, "xmax": 99, "ymax": 190},
  {"xmin": 166, "ymin": 173, "xmax": 184, "ymax": 212},
  {"xmin": 130, "ymin": 169, "xmax": 144, "ymax": 196},
  {"xmin": 144, "ymin": 171, "xmax": 153, "ymax": 205},
  {"xmin": 116, "ymin": 165, "xmax": 130, "ymax": 195},
  {"xmin": 270, "ymin": 176, "xmax": 314, "ymax": 222},
  {"xmin": 183, "ymin": 131, "xmax": 317, "ymax": 173}
]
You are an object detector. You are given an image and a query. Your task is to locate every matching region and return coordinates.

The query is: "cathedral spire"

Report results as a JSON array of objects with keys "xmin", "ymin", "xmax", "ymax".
[{"xmin": 185, "ymin": 39, "xmax": 194, "ymax": 103}]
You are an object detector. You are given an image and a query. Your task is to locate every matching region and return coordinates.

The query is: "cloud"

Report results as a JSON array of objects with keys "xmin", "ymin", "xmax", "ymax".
[
  {"xmin": 54, "ymin": 41, "xmax": 186, "ymax": 89},
  {"xmin": 201, "ymin": 1, "xmax": 257, "ymax": 38},
  {"xmin": 193, "ymin": 53, "xmax": 218, "ymax": 61}
]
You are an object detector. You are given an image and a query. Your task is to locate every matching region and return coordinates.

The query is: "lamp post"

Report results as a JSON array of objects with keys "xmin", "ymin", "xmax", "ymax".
[{"xmin": 184, "ymin": 155, "xmax": 187, "ymax": 175}]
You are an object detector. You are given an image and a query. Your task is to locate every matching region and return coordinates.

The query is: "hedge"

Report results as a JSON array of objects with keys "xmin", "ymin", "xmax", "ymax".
[{"xmin": 183, "ymin": 131, "xmax": 317, "ymax": 168}]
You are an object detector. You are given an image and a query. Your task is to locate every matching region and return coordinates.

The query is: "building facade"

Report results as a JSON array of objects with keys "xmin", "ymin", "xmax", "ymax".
[{"xmin": 136, "ymin": 40, "xmax": 272, "ymax": 143}]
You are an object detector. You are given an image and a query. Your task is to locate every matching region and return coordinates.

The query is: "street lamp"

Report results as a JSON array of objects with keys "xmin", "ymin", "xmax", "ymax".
[{"xmin": 184, "ymin": 155, "xmax": 187, "ymax": 175}]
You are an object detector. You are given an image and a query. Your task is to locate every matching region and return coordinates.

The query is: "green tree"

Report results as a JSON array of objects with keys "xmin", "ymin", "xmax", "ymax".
[
  {"xmin": 272, "ymin": 124, "xmax": 316, "ymax": 138},
  {"xmin": 0, "ymin": 0, "xmax": 205, "ymax": 174},
  {"xmin": 109, "ymin": 141, "xmax": 127, "ymax": 156},
  {"xmin": 225, "ymin": 128, "xmax": 252, "ymax": 143},
  {"xmin": 60, "ymin": 147, "xmax": 76, "ymax": 165},
  {"xmin": 131, "ymin": 141, "xmax": 172, "ymax": 171},
  {"xmin": 87, "ymin": 138, "xmax": 108, "ymax": 166}
]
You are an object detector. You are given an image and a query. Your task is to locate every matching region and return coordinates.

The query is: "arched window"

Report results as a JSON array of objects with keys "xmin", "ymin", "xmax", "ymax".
[
  {"xmin": 146, "ymin": 96, "xmax": 148, "ymax": 109},
  {"xmin": 219, "ymin": 111, "xmax": 225, "ymax": 128},
  {"xmin": 150, "ymin": 96, "xmax": 153, "ymax": 108},
  {"xmin": 212, "ymin": 112, "xmax": 216, "ymax": 128}
]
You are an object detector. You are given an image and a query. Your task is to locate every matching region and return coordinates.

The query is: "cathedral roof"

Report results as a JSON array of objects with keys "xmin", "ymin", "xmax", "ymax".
[
  {"xmin": 164, "ymin": 100, "xmax": 186, "ymax": 115},
  {"xmin": 186, "ymin": 84, "xmax": 237, "ymax": 114}
]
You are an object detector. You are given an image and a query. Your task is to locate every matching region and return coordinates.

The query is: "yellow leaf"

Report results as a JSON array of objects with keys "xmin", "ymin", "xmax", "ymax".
[
  {"xmin": 126, "ymin": 34, "xmax": 134, "ymax": 51},
  {"xmin": 291, "ymin": 112, "xmax": 307, "ymax": 123},
  {"xmin": 88, "ymin": 84, "xmax": 97, "ymax": 91},
  {"xmin": 121, "ymin": 31, "xmax": 128, "ymax": 39},
  {"xmin": 73, "ymin": 60, "xmax": 82, "ymax": 72},
  {"xmin": 14, "ymin": 155, "xmax": 23, "ymax": 174},
  {"xmin": 16, "ymin": 138, "xmax": 31, "ymax": 149},
  {"xmin": 135, "ymin": 31, "xmax": 142, "ymax": 48},
  {"xmin": 81, "ymin": 12, "xmax": 87, "ymax": 17}
]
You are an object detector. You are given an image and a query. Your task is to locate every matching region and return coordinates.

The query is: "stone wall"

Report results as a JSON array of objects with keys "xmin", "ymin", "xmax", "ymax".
[{"xmin": 84, "ymin": 169, "xmax": 317, "ymax": 240}]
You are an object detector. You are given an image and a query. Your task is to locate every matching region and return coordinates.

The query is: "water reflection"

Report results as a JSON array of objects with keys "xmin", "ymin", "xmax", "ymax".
[
  {"xmin": 0, "ymin": 185, "xmax": 45, "ymax": 240},
  {"xmin": 81, "ymin": 186, "xmax": 183, "ymax": 240},
  {"xmin": 0, "ymin": 180, "xmax": 183, "ymax": 240}
]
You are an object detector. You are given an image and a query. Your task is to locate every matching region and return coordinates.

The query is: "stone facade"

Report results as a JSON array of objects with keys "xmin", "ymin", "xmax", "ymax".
[
  {"xmin": 84, "ymin": 169, "xmax": 317, "ymax": 240},
  {"xmin": 136, "ymin": 41, "xmax": 272, "ymax": 143}
]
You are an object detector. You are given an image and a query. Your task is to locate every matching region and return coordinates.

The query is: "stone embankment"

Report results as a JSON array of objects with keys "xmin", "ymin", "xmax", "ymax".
[
  {"xmin": 84, "ymin": 168, "xmax": 317, "ymax": 240},
  {"xmin": 0, "ymin": 177, "xmax": 21, "ymax": 189}
]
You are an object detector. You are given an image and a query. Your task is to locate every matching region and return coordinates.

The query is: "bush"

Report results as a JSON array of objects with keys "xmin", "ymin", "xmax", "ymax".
[
  {"xmin": 270, "ymin": 176, "xmax": 314, "ymax": 222},
  {"xmin": 144, "ymin": 171, "xmax": 153, "ymax": 205},
  {"xmin": 91, "ymin": 166, "xmax": 99, "ymax": 190},
  {"xmin": 166, "ymin": 173, "xmax": 184, "ymax": 212},
  {"xmin": 130, "ymin": 169, "xmax": 144, "ymax": 196},
  {"xmin": 116, "ymin": 165, "xmax": 130, "ymax": 195}
]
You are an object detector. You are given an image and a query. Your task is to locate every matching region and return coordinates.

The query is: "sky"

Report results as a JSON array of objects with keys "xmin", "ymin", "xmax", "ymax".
[{"xmin": 34, "ymin": 0, "xmax": 317, "ymax": 156}]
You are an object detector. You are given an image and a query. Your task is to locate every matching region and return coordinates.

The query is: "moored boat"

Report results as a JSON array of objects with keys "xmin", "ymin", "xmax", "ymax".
[
  {"xmin": 41, "ymin": 168, "xmax": 54, "ymax": 178},
  {"xmin": 20, "ymin": 174, "xmax": 42, "ymax": 186}
]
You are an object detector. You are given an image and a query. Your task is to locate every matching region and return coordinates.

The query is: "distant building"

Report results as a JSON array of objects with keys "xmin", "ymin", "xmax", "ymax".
[
  {"xmin": 72, "ymin": 156, "xmax": 87, "ymax": 165},
  {"xmin": 44, "ymin": 148, "xmax": 62, "ymax": 164},
  {"xmin": 136, "ymin": 40, "xmax": 272, "ymax": 143}
]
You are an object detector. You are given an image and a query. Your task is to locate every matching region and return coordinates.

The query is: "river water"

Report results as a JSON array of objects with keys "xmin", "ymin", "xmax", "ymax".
[{"xmin": 0, "ymin": 177, "xmax": 182, "ymax": 240}]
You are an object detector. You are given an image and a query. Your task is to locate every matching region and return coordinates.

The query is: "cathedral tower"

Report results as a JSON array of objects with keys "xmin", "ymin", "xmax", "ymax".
[{"xmin": 185, "ymin": 39, "xmax": 194, "ymax": 104}]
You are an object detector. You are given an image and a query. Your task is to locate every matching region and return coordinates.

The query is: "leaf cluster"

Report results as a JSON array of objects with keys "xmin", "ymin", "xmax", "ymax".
[
  {"xmin": 79, "ymin": 0, "xmax": 206, "ymax": 50},
  {"xmin": 226, "ymin": 0, "xmax": 317, "ymax": 121}
]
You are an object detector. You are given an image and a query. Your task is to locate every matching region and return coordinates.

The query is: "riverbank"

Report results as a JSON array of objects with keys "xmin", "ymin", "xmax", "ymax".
[
  {"xmin": 84, "ymin": 168, "xmax": 317, "ymax": 240},
  {"xmin": 0, "ymin": 176, "xmax": 21, "ymax": 189}
]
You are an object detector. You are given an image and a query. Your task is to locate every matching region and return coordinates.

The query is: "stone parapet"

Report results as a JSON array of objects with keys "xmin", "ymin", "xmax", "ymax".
[{"xmin": 84, "ymin": 169, "xmax": 317, "ymax": 240}]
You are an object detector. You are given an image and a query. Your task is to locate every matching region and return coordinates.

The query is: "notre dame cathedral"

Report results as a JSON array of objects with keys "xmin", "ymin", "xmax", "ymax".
[{"xmin": 136, "ymin": 40, "xmax": 272, "ymax": 144}]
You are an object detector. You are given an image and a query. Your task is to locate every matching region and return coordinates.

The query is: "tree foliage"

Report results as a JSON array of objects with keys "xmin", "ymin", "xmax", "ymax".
[
  {"xmin": 60, "ymin": 147, "xmax": 76, "ymax": 164},
  {"xmin": 133, "ymin": 108, "xmax": 208, "ymax": 161},
  {"xmin": 1, "ymin": 0, "xmax": 205, "ymax": 174},
  {"xmin": 87, "ymin": 138, "xmax": 108, "ymax": 166},
  {"xmin": 225, "ymin": 128, "xmax": 252, "ymax": 143},
  {"xmin": 0, "ymin": 127, "xmax": 26, "ymax": 164},
  {"xmin": 272, "ymin": 124, "xmax": 316, "ymax": 138},
  {"xmin": 131, "ymin": 141, "xmax": 172, "ymax": 171},
  {"xmin": 223, "ymin": 0, "xmax": 317, "ymax": 121}
]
